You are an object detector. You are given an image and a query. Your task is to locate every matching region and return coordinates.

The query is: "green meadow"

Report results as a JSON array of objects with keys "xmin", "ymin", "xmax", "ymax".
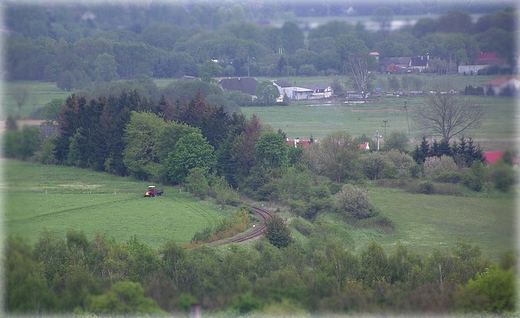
[
  {"xmin": 368, "ymin": 187, "xmax": 516, "ymax": 261},
  {"xmin": 2, "ymin": 81, "xmax": 71, "ymax": 119},
  {"xmin": 3, "ymin": 160, "xmax": 235, "ymax": 247},
  {"xmin": 3, "ymin": 160, "xmax": 516, "ymax": 261},
  {"xmin": 241, "ymin": 95, "xmax": 518, "ymax": 152}
]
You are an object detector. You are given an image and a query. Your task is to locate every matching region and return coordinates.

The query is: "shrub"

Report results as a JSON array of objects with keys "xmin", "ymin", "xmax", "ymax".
[
  {"xmin": 292, "ymin": 218, "xmax": 313, "ymax": 237},
  {"xmin": 462, "ymin": 161, "xmax": 486, "ymax": 191},
  {"xmin": 184, "ymin": 167, "xmax": 210, "ymax": 199},
  {"xmin": 381, "ymin": 165, "xmax": 398, "ymax": 179},
  {"xmin": 355, "ymin": 215, "xmax": 395, "ymax": 234},
  {"xmin": 409, "ymin": 164, "xmax": 421, "ymax": 178},
  {"xmin": 384, "ymin": 149, "xmax": 416, "ymax": 178},
  {"xmin": 361, "ymin": 152, "xmax": 393, "ymax": 180},
  {"xmin": 214, "ymin": 177, "xmax": 241, "ymax": 206},
  {"xmin": 433, "ymin": 183, "xmax": 464, "ymax": 196},
  {"xmin": 424, "ymin": 155, "xmax": 458, "ymax": 180},
  {"xmin": 419, "ymin": 181, "xmax": 434, "ymax": 194},
  {"xmin": 382, "ymin": 131, "xmax": 409, "ymax": 152},
  {"xmin": 434, "ymin": 171, "xmax": 462, "ymax": 183},
  {"xmin": 335, "ymin": 184, "xmax": 374, "ymax": 219},
  {"xmin": 489, "ymin": 162, "xmax": 516, "ymax": 192},
  {"xmin": 288, "ymin": 200, "xmax": 307, "ymax": 217},
  {"xmin": 265, "ymin": 215, "xmax": 293, "ymax": 248}
]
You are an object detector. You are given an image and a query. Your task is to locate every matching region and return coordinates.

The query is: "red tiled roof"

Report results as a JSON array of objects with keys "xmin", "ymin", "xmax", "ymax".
[
  {"xmin": 476, "ymin": 52, "xmax": 497, "ymax": 60},
  {"xmin": 483, "ymin": 151, "xmax": 518, "ymax": 165},
  {"xmin": 482, "ymin": 76, "xmax": 520, "ymax": 87},
  {"xmin": 358, "ymin": 142, "xmax": 370, "ymax": 150},
  {"xmin": 286, "ymin": 139, "xmax": 311, "ymax": 148}
]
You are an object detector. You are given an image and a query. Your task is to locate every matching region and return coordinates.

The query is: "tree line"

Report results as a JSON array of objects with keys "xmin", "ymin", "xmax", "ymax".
[
  {"xmin": 6, "ymin": 227, "xmax": 516, "ymax": 315},
  {"xmin": 5, "ymin": 5, "xmax": 517, "ymax": 89},
  {"xmin": 5, "ymin": 88, "xmax": 516, "ymax": 216}
]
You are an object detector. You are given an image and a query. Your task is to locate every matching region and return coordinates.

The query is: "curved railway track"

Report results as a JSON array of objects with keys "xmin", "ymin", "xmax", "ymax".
[{"xmin": 208, "ymin": 205, "xmax": 274, "ymax": 247}]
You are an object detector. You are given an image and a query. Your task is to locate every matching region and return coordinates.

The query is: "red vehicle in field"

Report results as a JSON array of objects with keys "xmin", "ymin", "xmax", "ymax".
[{"xmin": 144, "ymin": 185, "xmax": 164, "ymax": 197}]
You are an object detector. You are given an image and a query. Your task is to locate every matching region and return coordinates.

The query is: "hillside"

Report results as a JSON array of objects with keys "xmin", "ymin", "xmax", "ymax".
[
  {"xmin": 4, "ymin": 160, "xmax": 515, "ymax": 261},
  {"xmin": 3, "ymin": 160, "xmax": 236, "ymax": 247}
]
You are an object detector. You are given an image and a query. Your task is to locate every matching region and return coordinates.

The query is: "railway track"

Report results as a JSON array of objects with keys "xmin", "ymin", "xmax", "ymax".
[{"xmin": 208, "ymin": 205, "xmax": 274, "ymax": 247}]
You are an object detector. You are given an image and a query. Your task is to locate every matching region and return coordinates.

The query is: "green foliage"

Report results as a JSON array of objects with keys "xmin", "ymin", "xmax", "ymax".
[
  {"xmin": 93, "ymin": 53, "xmax": 118, "ymax": 82},
  {"xmin": 122, "ymin": 111, "xmax": 165, "ymax": 181},
  {"xmin": 419, "ymin": 181, "xmax": 435, "ymax": 194},
  {"xmin": 213, "ymin": 176, "xmax": 241, "ymax": 206},
  {"xmin": 165, "ymin": 132, "xmax": 216, "ymax": 184},
  {"xmin": 265, "ymin": 215, "xmax": 293, "ymax": 248},
  {"xmin": 255, "ymin": 80, "xmax": 280, "ymax": 105},
  {"xmin": 254, "ymin": 131, "xmax": 288, "ymax": 170},
  {"xmin": 200, "ymin": 61, "xmax": 223, "ymax": 83},
  {"xmin": 334, "ymin": 184, "xmax": 374, "ymax": 219},
  {"xmin": 488, "ymin": 162, "xmax": 516, "ymax": 192},
  {"xmin": 360, "ymin": 240, "xmax": 389, "ymax": 286},
  {"xmin": 38, "ymin": 135, "xmax": 57, "ymax": 164},
  {"xmin": 184, "ymin": 167, "xmax": 210, "ymax": 199},
  {"xmin": 382, "ymin": 130, "xmax": 409, "ymax": 152},
  {"xmin": 87, "ymin": 281, "xmax": 164, "ymax": 315},
  {"xmin": 305, "ymin": 130, "xmax": 361, "ymax": 183},
  {"xmin": 5, "ymin": 235, "xmax": 55, "ymax": 314},
  {"xmin": 455, "ymin": 265, "xmax": 516, "ymax": 313},
  {"xmin": 277, "ymin": 164, "xmax": 313, "ymax": 202},
  {"xmin": 424, "ymin": 155, "xmax": 458, "ymax": 180},
  {"xmin": 3, "ymin": 126, "xmax": 42, "ymax": 160},
  {"xmin": 361, "ymin": 152, "xmax": 393, "ymax": 180}
]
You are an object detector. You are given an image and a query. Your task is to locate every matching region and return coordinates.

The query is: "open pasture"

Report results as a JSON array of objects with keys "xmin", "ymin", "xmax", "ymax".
[
  {"xmin": 369, "ymin": 187, "xmax": 516, "ymax": 261},
  {"xmin": 241, "ymin": 95, "xmax": 518, "ymax": 152},
  {"xmin": 3, "ymin": 160, "xmax": 233, "ymax": 247},
  {"xmin": 2, "ymin": 81, "xmax": 70, "ymax": 119}
]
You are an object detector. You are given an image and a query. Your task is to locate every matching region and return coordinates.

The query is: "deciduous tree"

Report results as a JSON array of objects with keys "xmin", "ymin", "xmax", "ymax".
[
  {"xmin": 164, "ymin": 132, "xmax": 216, "ymax": 184},
  {"xmin": 413, "ymin": 90, "xmax": 484, "ymax": 142},
  {"xmin": 265, "ymin": 215, "xmax": 293, "ymax": 248}
]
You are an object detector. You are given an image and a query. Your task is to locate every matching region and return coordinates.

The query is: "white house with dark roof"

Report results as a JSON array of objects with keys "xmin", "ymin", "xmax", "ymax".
[{"xmin": 272, "ymin": 80, "xmax": 332, "ymax": 101}]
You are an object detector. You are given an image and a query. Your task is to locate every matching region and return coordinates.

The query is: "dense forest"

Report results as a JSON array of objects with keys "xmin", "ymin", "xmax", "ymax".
[
  {"xmin": 6, "ymin": 226, "xmax": 516, "ymax": 315},
  {"xmin": 5, "ymin": 2, "xmax": 518, "ymax": 92}
]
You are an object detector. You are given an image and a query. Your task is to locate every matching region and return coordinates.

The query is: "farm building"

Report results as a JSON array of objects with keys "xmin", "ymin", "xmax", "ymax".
[
  {"xmin": 272, "ymin": 80, "xmax": 332, "ymax": 101},
  {"xmin": 458, "ymin": 52, "xmax": 507, "ymax": 75},
  {"xmin": 218, "ymin": 77, "xmax": 258, "ymax": 97},
  {"xmin": 482, "ymin": 76, "xmax": 520, "ymax": 96},
  {"xmin": 286, "ymin": 138, "xmax": 312, "ymax": 148},
  {"xmin": 380, "ymin": 55, "xmax": 429, "ymax": 74}
]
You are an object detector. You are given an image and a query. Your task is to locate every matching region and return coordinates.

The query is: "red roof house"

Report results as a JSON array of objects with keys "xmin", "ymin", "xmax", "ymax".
[
  {"xmin": 482, "ymin": 76, "xmax": 520, "ymax": 96},
  {"xmin": 483, "ymin": 151, "xmax": 518, "ymax": 165},
  {"xmin": 358, "ymin": 142, "xmax": 370, "ymax": 150},
  {"xmin": 286, "ymin": 138, "xmax": 311, "ymax": 148}
]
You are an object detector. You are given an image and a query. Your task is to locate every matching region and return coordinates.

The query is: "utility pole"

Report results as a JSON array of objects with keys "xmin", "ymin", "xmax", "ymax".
[
  {"xmin": 382, "ymin": 120, "xmax": 389, "ymax": 139},
  {"xmin": 375, "ymin": 129, "xmax": 382, "ymax": 150}
]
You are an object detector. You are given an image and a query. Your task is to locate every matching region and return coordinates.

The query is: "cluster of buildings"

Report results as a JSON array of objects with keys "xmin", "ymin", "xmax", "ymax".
[{"xmin": 218, "ymin": 77, "xmax": 332, "ymax": 103}]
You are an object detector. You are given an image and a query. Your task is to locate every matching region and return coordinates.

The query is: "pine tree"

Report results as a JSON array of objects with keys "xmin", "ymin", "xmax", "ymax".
[
  {"xmin": 413, "ymin": 136, "xmax": 429, "ymax": 164},
  {"xmin": 429, "ymin": 139, "xmax": 440, "ymax": 157}
]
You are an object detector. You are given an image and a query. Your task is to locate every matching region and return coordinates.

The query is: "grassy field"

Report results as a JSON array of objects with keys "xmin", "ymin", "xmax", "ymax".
[
  {"xmin": 2, "ymin": 81, "xmax": 71, "ymax": 119},
  {"xmin": 3, "ymin": 160, "xmax": 516, "ymax": 261},
  {"xmin": 3, "ymin": 160, "xmax": 235, "ymax": 247},
  {"xmin": 241, "ymin": 95, "xmax": 518, "ymax": 152},
  {"xmin": 369, "ymin": 187, "xmax": 516, "ymax": 261}
]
